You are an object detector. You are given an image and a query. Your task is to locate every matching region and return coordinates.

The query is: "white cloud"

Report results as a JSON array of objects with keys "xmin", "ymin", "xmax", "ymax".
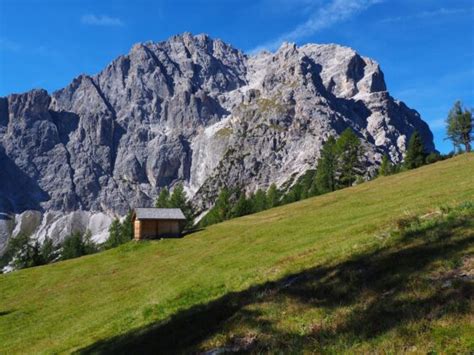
[
  {"xmin": 81, "ymin": 14, "xmax": 124, "ymax": 27},
  {"xmin": 250, "ymin": 0, "xmax": 383, "ymax": 53}
]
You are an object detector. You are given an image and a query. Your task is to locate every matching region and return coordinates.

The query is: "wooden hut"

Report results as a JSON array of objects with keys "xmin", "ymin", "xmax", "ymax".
[{"xmin": 132, "ymin": 208, "xmax": 186, "ymax": 240}]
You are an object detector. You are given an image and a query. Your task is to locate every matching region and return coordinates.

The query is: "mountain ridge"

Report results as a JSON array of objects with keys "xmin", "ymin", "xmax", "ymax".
[{"xmin": 0, "ymin": 32, "xmax": 435, "ymax": 249}]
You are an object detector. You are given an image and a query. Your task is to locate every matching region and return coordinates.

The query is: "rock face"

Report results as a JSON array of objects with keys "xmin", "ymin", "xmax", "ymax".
[{"xmin": 0, "ymin": 33, "xmax": 434, "ymax": 249}]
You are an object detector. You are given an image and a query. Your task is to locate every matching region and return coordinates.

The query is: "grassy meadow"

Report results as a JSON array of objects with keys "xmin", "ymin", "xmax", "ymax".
[{"xmin": 0, "ymin": 153, "xmax": 473, "ymax": 353}]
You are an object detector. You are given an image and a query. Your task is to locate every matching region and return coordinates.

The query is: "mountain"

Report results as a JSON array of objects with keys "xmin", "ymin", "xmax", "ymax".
[
  {"xmin": 0, "ymin": 33, "xmax": 434, "ymax": 249},
  {"xmin": 1, "ymin": 155, "xmax": 472, "ymax": 353}
]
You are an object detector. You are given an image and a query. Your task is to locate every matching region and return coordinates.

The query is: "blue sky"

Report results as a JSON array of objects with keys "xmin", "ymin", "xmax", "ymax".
[{"xmin": 0, "ymin": 0, "xmax": 473, "ymax": 153}]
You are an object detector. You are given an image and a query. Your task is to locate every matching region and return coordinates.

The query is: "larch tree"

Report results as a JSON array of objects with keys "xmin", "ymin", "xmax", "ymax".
[
  {"xmin": 446, "ymin": 101, "xmax": 472, "ymax": 153},
  {"xmin": 314, "ymin": 136, "xmax": 338, "ymax": 193},
  {"xmin": 335, "ymin": 128, "xmax": 364, "ymax": 188}
]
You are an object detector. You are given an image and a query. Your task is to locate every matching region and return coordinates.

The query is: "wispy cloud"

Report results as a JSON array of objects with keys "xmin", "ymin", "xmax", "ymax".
[
  {"xmin": 81, "ymin": 14, "xmax": 124, "ymax": 27},
  {"xmin": 380, "ymin": 7, "xmax": 474, "ymax": 24},
  {"xmin": 250, "ymin": 0, "xmax": 382, "ymax": 53}
]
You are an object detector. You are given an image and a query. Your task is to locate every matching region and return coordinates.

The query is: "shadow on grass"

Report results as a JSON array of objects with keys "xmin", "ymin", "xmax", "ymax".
[
  {"xmin": 79, "ymin": 214, "xmax": 474, "ymax": 354},
  {"xmin": 0, "ymin": 310, "xmax": 13, "ymax": 317}
]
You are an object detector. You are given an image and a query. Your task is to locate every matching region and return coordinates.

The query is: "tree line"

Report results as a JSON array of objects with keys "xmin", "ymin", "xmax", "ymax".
[
  {"xmin": 1, "ymin": 212, "xmax": 135, "ymax": 272},
  {"xmin": 2, "ymin": 102, "xmax": 471, "ymax": 271},
  {"xmin": 200, "ymin": 127, "xmax": 366, "ymax": 227},
  {"xmin": 200, "ymin": 100, "xmax": 473, "ymax": 228}
]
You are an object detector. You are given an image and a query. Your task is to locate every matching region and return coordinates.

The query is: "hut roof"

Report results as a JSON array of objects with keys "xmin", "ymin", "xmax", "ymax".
[{"xmin": 134, "ymin": 208, "xmax": 186, "ymax": 220}]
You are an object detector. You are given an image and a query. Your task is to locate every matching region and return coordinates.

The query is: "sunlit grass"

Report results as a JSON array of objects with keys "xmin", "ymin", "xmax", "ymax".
[{"xmin": 0, "ymin": 153, "xmax": 473, "ymax": 353}]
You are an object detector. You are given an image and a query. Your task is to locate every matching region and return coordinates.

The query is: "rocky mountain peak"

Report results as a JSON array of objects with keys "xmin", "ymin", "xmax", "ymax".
[{"xmin": 0, "ymin": 33, "xmax": 435, "ymax": 249}]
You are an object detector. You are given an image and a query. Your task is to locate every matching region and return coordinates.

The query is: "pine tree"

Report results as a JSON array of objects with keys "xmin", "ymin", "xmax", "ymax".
[
  {"xmin": 215, "ymin": 188, "xmax": 232, "ymax": 222},
  {"xmin": 299, "ymin": 170, "xmax": 316, "ymax": 199},
  {"xmin": 231, "ymin": 192, "xmax": 253, "ymax": 217},
  {"xmin": 82, "ymin": 230, "xmax": 97, "ymax": 255},
  {"xmin": 199, "ymin": 188, "xmax": 232, "ymax": 227},
  {"xmin": 446, "ymin": 101, "xmax": 472, "ymax": 153},
  {"xmin": 104, "ymin": 219, "xmax": 122, "ymax": 250},
  {"xmin": 404, "ymin": 130, "xmax": 426, "ymax": 169},
  {"xmin": 169, "ymin": 183, "xmax": 194, "ymax": 228},
  {"xmin": 379, "ymin": 155, "xmax": 393, "ymax": 176},
  {"xmin": 120, "ymin": 211, "xmax": 134, "ymax": 242},
  {"xmin": 40, "ymin": 236, "xmax": 58, "ymax": 264},
  {"xmin": 252, "ymin": 189, "xmax": 267, "ymax": 213},
  {"xmin": 336, "ymin": 128, "xmax": 364, "ymax": 188},
  {"xmin": 169, "ymin": 184, "xmax": 187, "ymax": 210},
  {"xmin": 155, "ymin": 187, "xmax": 171, "ymax": 208},
  {"xmin": 266, "ymin": 183, "xmax": 280, "ymax": 209},
  {"xmin": 315, "ymin": 136, "xmax": 337, "ymax": 193},
  {"xmin": 61, "ymin": 232, "xmax": 85, "ymax": 260}
]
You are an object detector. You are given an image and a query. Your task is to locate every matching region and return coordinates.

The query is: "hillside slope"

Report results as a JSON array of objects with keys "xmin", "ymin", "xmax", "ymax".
[{"xmin": 0, "ymin": 154, "xmax": 473, "ymax": 353}]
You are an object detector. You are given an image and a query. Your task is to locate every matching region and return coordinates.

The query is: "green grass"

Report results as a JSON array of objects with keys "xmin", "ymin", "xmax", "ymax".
[{"xmin": 0, "ymin": 154, "xmax": 473, "ymax": 353}]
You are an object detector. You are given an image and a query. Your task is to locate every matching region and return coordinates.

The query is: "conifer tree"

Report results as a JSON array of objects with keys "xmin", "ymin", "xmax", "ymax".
[
  {"xmin": 266, "ymin": 183, "xmax": 280, "ymax": 209},
  {"xmin": 120, "ymin": 211, "xmax": 134, "ymax": 242},
  {"xmin": 215, "ymin": 188, "xmax": 232, "ymax": 222},
  {"xmin": 336, "ymin": 128, "xmax": 364, "ymax": 188},
  {"xmin": 252, "ymin": 189, "xmax": 267, "ymax": 213},
  {"xmin": 61, "ymin": 232, "xmax": 86, "ymax": 260},
  {"xmin": 169, "ymin": 183, "xmax": 194, "ymax": 228},
  {"xmin": 231, "ymin": 192, "xmax": 253, "ymax": 217},
  {"xmin": 404, "ymin": 130, "xmax": 426, "ymax": 169},
  {"xmin": 315, "ymin": 136, "xmax": 338, "ymax": 193},
  {"xmin": 155, "ymin": 187, "xmax": 171, "ymax": 208},
  {"xmin": 104, "ymin": 219, "xmax": 122, "ymax": 250},
  {"xmin": 446, "ymin": 101, "xmax": 472, "ymax": 153},
  {"xmin": 379, "ymin": 154, "xmax": 393, "ymax": 176}
]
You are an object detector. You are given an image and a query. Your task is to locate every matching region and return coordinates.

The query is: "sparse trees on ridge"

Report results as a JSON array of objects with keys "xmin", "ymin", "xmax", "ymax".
[{"xmin": 446, "ymin": 101, "xmax": 472, "ymax": 153}]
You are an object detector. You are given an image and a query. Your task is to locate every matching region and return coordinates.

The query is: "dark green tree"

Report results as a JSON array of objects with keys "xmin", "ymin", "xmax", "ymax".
[
  {"xmin": 286, "ymin": 184, "xmax": 302, "ymax": 204},
  {"xmin": 120, "ymin": 211, "xmax": 134, "ymax": 242},
  {"xmin": 40, "ymin": 236, "xmax": 59, "ymax": 264},
  {"xmin": 199, "ymin": 208, "xmax": 221, "ymax": 227},
  {"xmin": 214, "ymin": 188, "xmax": 232, "ymax": 221},
  {"xmin": 200, "ymin": 188, "xmax": 232, "ymax": 227},
  {"xmin": 266, "ymin": 183, "xmax": 280, "ymax": 209},
  {"xmin": 314, "ymin": 136, "xmax": 338, "ymax": 193},
  {"xmin": 379, "ymin": 155, "xmax": 393, "ymax": 176},
  {"xmin": 231, "ymin": 192, "xmax": 253, "ymax": 217},
  {"xmin": 299, "ymin": 170, "xmax": 316, "ymax": 199},
  {"xmin": 425, "ymin": 152, "xmax": 442, "ymax": 165},
  {"xmin": 82, "ymin": 230, "xmax": 97, "ymax": 255},
  {"xmin": 0, "ymin": 233, "xmax": 30, "ymax": 268},
  {"xmin": 104, "ymin": 219, "xmax": 123, "ymax": 250},
  {"xmin": 336, "ymin": 128, "xmax": 364, "ymax": 187},
  {"xmin": 446, "ymin": 101, "xmax": 472, "ymax": 153},
  {"xmin": 155, "ymin": 187, "xmax": 171, "ymax": 208},
  {"xmin": 61, "ymin": 232, "xmax": 86, "ymax": 260},
  {"xmin": 252, "ymin": 189, "xmax": 267, "ymax": 213},
  {"xmin": 404, "ymin": 130, "xmax": 426, "ymax": 170},
  {"xmin": 169, "ymin": 183, "xmax": 194, "ymax": 228}
]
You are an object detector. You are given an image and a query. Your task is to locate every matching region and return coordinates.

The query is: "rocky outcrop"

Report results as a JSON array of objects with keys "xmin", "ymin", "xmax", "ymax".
[{"xmin": 0, "ymin": 33, "xmax": 434, "ymax": 249}]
